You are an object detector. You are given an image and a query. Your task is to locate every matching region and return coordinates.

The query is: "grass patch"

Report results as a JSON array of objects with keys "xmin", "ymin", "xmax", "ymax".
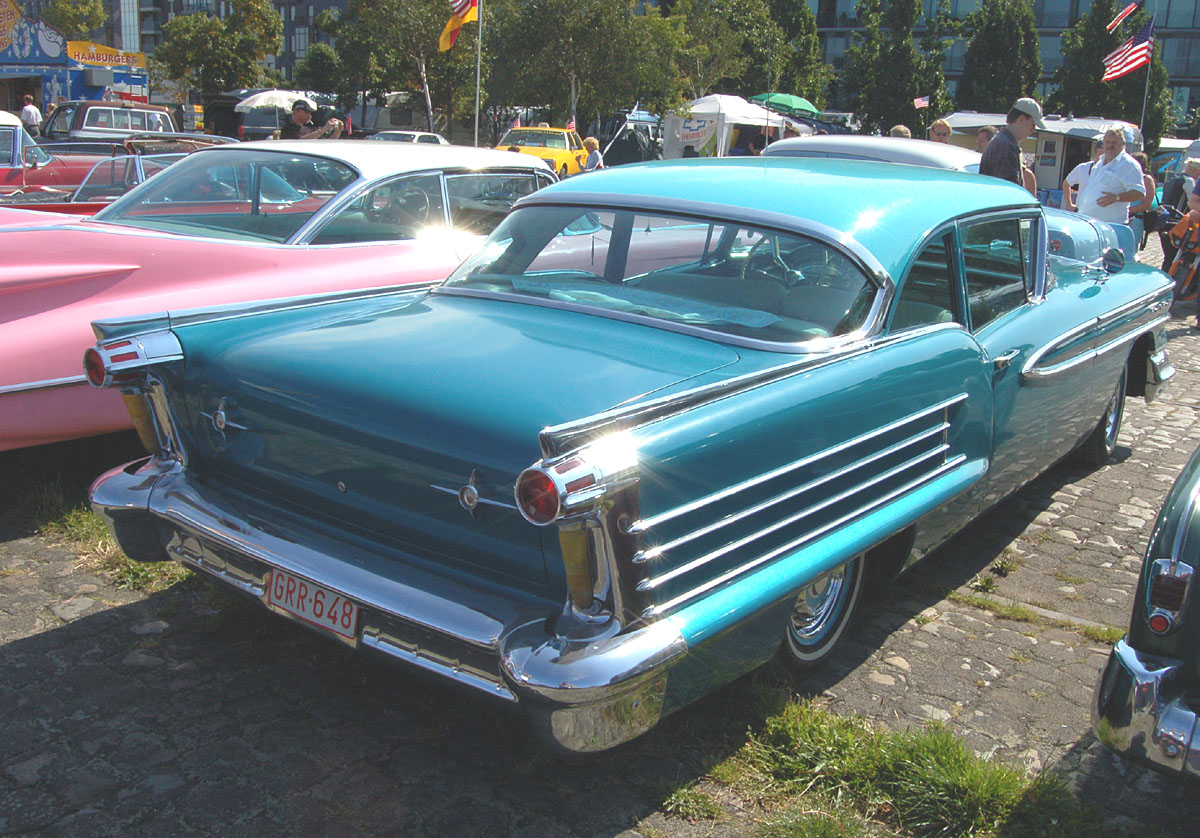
[
  {"xmin": 949, "ymin": 592, "xmax": 1125, "ymax": 647},
  {"xmin": 725, "ymin": 699, "xmax": 1123, "ymax": 838},
  {"xmin": 968, "ymin": 574, "xmax": 998, "ymax": 594},
  {"xmin": 14, "ymin": 475, "xmax": 188, "ymax": 593},
  {"xmin": 662, "ymin": 784, "xmax": 725, "ymax": 822},
  {"xmin": 1077, "ymin": 624, "xmax": 1126, "ymax": 645},
  {"xmin": 991, "ymin": 554, "xmax": 1022, "ymax": 577}
]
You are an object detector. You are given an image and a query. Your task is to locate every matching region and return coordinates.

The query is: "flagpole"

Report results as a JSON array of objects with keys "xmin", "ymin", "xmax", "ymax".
[
  {"xmin": 1139, "ymin": 4, "xmax": 1155, "ymax": 129},
  {"xmin": 474, "ymin": 0, "xmax": 483, "ymax": 147}
]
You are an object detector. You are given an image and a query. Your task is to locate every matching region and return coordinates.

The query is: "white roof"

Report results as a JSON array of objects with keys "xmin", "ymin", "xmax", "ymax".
[
  {"xmin": 196, "ymin": 139, "xmax": 553, "ymax": 180},
  {"xmin": 764, "ymin": 135, "xmax": 981, "ymax": 172},
  {"xmin": 943, "ymin": 111, "xmax": 1142, "ymax": 146},
  {"xmin": 0, "ymin": 110, "xmax": 21, "ymax": 127},
  {"xmin": 685, "ymin": 95, "xmax": 785, "ymax": 127}
]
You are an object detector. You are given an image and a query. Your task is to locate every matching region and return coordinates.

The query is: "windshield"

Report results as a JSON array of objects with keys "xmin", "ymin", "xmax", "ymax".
[
  {"xmin": 94, "ymin": 150, "xmax": 359, "ymax": 243},
  {"xmin": 499, "ymin": 130, "xmax": 567, "ymax": 149},
  {"xmin": 444, "ymin": 206, "xmax": 876, "ymax": 343}
]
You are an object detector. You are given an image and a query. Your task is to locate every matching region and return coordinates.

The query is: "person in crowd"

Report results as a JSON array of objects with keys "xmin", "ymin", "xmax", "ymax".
[
  {"xmin": 1128, "ymin": 151, "xmax": 1157, "ymax": 250},
  {"xmin": 1021, "ymin": 153, "xmax": 1038, "ymax": 197},
  {"xmin": 747, "ymin": 133, "xmax": 766, "ymax": 155},
  {"xmin": 20, "ymin": 94, "xmax": 42, "ymax": 137},
  {"xmin": 280, "ymin": 100, "xmax": 342, "ymax": 140},
  {"xmin": 1075, "ymin": 127, "xmax": 1145, "ymax": 259},
  {"xmin": 980, "ymin": 97, "xmax": 1045, "ymax": 185},
  {"xmin": 1061, "ymin": 141, "xmax": 1103, "ymax": 212},
  {"xmin": 583, "ymin": 136, "xmax": 604, "ymax": 171},
  {"xmin": 929, "ymin": 118, "xmax": 951, "ymax": 143},
  {"xmin": 889, "ymin": 124, "xmax": 911, "ymax": 138},
  {"xmin": 976, "ymin": 126, "xmax": 997, "ymax": 153},
  {"xmin": 1159, "ymin": 158, "xmax": 1200, "ymax": 270}
]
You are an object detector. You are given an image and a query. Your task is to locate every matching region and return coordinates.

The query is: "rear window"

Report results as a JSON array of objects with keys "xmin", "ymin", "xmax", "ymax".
[
  {"xmin": 444, "ymin": 206, "xmax": 876, "ymax": 343},
  {"xmin": 499, "ymin": 130, "xmax": 567, "ymax": 149}
]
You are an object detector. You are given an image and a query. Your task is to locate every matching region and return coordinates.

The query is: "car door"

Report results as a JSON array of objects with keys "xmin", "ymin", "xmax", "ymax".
[{"xmin": 957, "ymin": 211, "xmax": 1094, "ymax": 507}]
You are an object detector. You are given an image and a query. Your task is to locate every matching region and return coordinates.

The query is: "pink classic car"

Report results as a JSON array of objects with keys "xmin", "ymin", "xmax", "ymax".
[{"xmin": 1, "ymin": 140, "xmax": 555, "ymax": 451}]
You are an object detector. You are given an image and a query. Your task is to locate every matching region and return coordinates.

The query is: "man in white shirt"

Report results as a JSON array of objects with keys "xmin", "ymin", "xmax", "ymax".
[
  {"xmin": 20, "ymin": 94, "xmax": 42, "ymax": 136},
  {"xmin": 1061, "ymin": 141, "xmax": 1102, "ymax": 212},
  {"xmin": 1075, "ymin": 127, "xmax": 1145, "ymax": 225}
]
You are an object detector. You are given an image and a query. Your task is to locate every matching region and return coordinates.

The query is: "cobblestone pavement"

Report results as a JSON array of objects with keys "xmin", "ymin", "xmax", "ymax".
[{"xmin": 3, "ymin": 239, "xmax": 1200, "ymax": 837}]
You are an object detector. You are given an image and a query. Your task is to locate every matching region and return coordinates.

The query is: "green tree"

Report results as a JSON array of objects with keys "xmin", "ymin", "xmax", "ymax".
[
  {"xmin": 1048, "ymin": 3, "xmax": 1173, "ymax": 151},
  {"xmin": 295, "ymin": 42, "xmax": 341, "ymax": 93},
  {"xmin": 916, "ymin": 0, "xmax": 960, "ymax": 119},
  {"xmin": 38, "ymin": 0, "xmax": 105, "ymax": 40},
  {"xmin": 154, "ymin": 0, "xmax": 282, "ymax": 99},
  {"xmin": 673, "ymin": 0, "xmax": 756, "ymax": 99},
  {"xmin": 842, "ymin": 0, "xmax": 936, "ymax": 135},
  {"xmin": 769, "ymin": 0, "xmax": 832, "ymax": 109},
  {"xmin": 956, "ymin": 0, "xmax": 1040, "ymax": 112}
]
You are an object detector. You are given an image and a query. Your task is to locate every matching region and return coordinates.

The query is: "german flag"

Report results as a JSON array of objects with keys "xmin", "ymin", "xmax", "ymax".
[{"xmin": 439, "ymin": 0, "xmax": 478, "ymax": 51}]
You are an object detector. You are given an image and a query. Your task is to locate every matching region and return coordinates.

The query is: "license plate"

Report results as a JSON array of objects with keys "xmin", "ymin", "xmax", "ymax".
[{"xmin": 266, "ymin": 569, "xmax": 359, "ymax": 642}]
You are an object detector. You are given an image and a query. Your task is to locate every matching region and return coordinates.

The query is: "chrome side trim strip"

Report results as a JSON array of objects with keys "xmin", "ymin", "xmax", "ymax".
[
  {"xmin": 0, "ymin": 374, "xmax": 87, "ymax": 396},
  {"xmin": 642, "ymin": 454, "xmax": 967, "ymax": 617},
  {"xmin": 639, "ymin": 444, "xmax": 951, "ymax": 593},
  {"xmin": 1022, "ymin": 314, "xmax": 1169, "ymax": 381},
  {"xmin": 635, "ymin": 421, "xmax": 949, "ymax": 561},
  {"xmin": 629, "ymin": 394, "xmax": 966, "ymax": 534}
]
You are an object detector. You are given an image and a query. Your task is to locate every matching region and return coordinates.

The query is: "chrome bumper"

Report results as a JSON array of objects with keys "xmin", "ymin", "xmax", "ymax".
[
  {"xmin": 91, "ymin": 457, "xmax": 688, "ymax": 752},
  {"xmin": 1147, "ymin": 348, "xmax": 1175, "ymax": 404},
  {"xmin": 1093, "ymin": 638, "xmax": 1200, "ymax": 778}
]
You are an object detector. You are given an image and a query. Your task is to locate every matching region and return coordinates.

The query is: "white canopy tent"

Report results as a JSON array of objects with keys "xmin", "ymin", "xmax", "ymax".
[{"xmin": 663, "ymin": 95, "xmax": 787, "ymax": 159}]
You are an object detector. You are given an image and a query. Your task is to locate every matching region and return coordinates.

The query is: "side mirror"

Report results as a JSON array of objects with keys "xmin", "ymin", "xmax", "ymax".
[
  {"xmin": 1101, "ymin": 247, "xmax": 1125, "ymax": 275},
  {"xmin": 23, "ymin": 148, "xmax": 40, "ymax": 169}
]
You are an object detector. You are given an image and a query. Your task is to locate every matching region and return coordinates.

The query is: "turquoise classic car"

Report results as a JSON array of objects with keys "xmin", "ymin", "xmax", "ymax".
[
  {"xmin": 1095, "ymin": 443, "xmax": 1200, "ymax": 780},
  {"xmin": 88, "ymin": 158, "xmax": 1174, "ymax": 752}
]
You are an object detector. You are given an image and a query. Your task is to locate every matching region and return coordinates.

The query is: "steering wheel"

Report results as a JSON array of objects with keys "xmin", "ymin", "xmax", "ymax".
[
  {"xmin": 740, "ymin": 236, "xmax": 800, "ymax": 287},
  {"xmin": 398, "ymin": 188, "xmax": 431, "ymax": 224}
]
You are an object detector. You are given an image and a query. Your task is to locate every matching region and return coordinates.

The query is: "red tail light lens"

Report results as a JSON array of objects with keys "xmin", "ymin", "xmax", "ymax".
[
  {"xmin": 83, "ymin": 348, "xmax": 107, "ymax": 387},
  {"xmin": 1150, "ymin": 574, "xmax": 1189, "ymax": 611},
  {"xmin": 516, "ymin": 469, "xmax": 560, "ymax": 525},
  {"xmin": 1149, "ymin": 613, "xmax": 1172, "ymax": 634}
]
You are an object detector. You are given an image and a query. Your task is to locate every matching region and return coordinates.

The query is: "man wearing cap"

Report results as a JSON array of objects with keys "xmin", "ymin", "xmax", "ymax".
[
  {"xmin": 980, "ymin": 97, "xmax": 1045, "ymax": 185},
  {"xmin": 280, "ymin": 99, "xmax": 342, "ymax": 140}
]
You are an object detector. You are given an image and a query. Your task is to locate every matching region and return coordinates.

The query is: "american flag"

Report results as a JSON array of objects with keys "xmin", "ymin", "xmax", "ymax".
[
  {"xmin": 511, "ymin": 116, "xmax": 521, "ymax": 129},
  {"xmin": 1103, "ymin": 16, "xmax": 1155, "ymax": 82},
  {"xmin": 913, "ymin": 96, "xmax": 930, "ymax": 109},
  {"xmin": 1107, "ymin": 0, "xmax": 1142, "ymax": 31},
  {"xmin": 566, "ymin": 116, "xmax": 576, "ymax": 130}
]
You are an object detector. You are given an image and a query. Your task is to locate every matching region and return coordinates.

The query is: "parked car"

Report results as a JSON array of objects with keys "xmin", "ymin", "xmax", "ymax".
[
  {"xmin": 495, "ymin": 126, "xmax": 588, "ymax": 177},
  {"xmin": 39, "ymin": 100, "xmax": 179, "ymax": 143},
  {"xmin": 368, "ymin": 130, "xmax": 450, "ymax": 145},
  {"xmin": 88, "ymin": 158, "xmax": 1175, "ymax": 751},
  {"xmin": 1, "ymin": 141, "xmax": 555, "ymax": 451},
  {"xmin": 1094, "ymin": 442, "xmax": 1200, "ymax": 780},
  {"xmin": 764, "ymin": 134, "xmax": 982, "ymax": 173},
  {"xmin": 0, "ymin": 133, "xmax": 235, "ymax": 213},
  {"xmin": 2, "ymin": 110, "xmax": 111, "ymax": 196}
]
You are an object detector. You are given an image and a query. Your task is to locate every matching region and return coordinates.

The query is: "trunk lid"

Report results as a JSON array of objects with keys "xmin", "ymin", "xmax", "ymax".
[{"xmin": 174, "ymin": 291, "xmax": 741, "ymax": 587}]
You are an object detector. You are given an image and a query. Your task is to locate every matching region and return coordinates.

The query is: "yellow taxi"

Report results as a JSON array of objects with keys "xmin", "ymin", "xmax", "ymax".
[{"xmin": 496, "ymin": 127, "xmax": 588, "ymax": 177}]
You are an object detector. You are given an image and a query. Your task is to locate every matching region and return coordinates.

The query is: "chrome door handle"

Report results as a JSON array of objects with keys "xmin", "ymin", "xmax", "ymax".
[{"xmin": 993, "ymin": 350, "xmax": 1020, "ymax": 371}]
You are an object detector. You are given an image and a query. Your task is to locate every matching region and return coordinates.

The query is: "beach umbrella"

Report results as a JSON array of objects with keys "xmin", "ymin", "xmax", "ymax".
[
  {"xmin": 234, "ymin": 90, "xmax": 316, "ymax": 130},
  {"xmin": 748, "ymin": 93, "xmax": 820, "ymax": 118}
]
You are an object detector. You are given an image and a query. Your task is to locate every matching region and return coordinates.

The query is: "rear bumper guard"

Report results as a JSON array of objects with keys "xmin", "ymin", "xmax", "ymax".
[
  {"xmin": 90, "ymin": 457, "xmax": 687, "ymax": 752},
  {"xmin": 1093, "ymin": 638, "xmax": 1200, "ymax": 778}
]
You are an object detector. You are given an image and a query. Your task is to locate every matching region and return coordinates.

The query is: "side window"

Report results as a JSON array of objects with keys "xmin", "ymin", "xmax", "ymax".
[
  {"xmin": 446, "ymin": 173, "xmax": 538, "ymax": 235},
  {"xmin": 85, "ymin": 108, "xmax": 112, "ymax": 128},
  {"xmin": 47, "ymin": 106, "xmax": 73, "ymax": 134},
  {"xmin": 962, "ymin": 217, "xmax": 1031, "ymax": 331},
  {"xmin": 893, "ymin": 233, "xmax": 958, "ymax": 331},
  {"xmin": 112, "ymin": 110, "xmax": 131, "ymax": 130},
  {"xmin": 310, "ymin": 173, "xmax": 445, "ymax": 245},
  {"xmin": 129, "ymin": 110, "xmax": 148, "ymax": 130}
]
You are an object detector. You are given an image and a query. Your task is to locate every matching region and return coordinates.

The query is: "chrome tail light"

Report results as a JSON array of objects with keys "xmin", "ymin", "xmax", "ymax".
[
  {"xmin": 1146, "ymin": 559, "xmax": 1193, "ymax": 635},
  {"xmin": 83, "ymin": 332, "xmax": 183, "ymax": 391}
]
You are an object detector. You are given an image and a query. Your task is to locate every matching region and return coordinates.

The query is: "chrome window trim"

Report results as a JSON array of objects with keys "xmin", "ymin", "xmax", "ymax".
[
  {"xmin": 642, "ymin": 453, "xmax": 968, "ymax": 617},
  {"xmin": 436, "ymin": 285, "xmax": 886, "ymax": 356},
  {"xmin": 510, "ymin": 194, "xmax": 894, "ymax": 288},
  {"xmin": 1, "ymin": 126, "xmax": 21, "ymax": 168},
  {"xmin": 0, "ymin": 373, "xmax": 88, "ymax": 396},
  {"xmin": 629, "ymin": 393, "xmax": 967, "ymax": 535}
]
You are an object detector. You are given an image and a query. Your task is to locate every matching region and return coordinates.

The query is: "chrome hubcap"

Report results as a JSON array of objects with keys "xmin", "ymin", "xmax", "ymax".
[
  {"xmin": 789, "ymin": 565, "xmax": 848, "ymax": 646},
  {"xmin": 1104, "ymin": 374, "xmax": 1125, "ymax": 447}
]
